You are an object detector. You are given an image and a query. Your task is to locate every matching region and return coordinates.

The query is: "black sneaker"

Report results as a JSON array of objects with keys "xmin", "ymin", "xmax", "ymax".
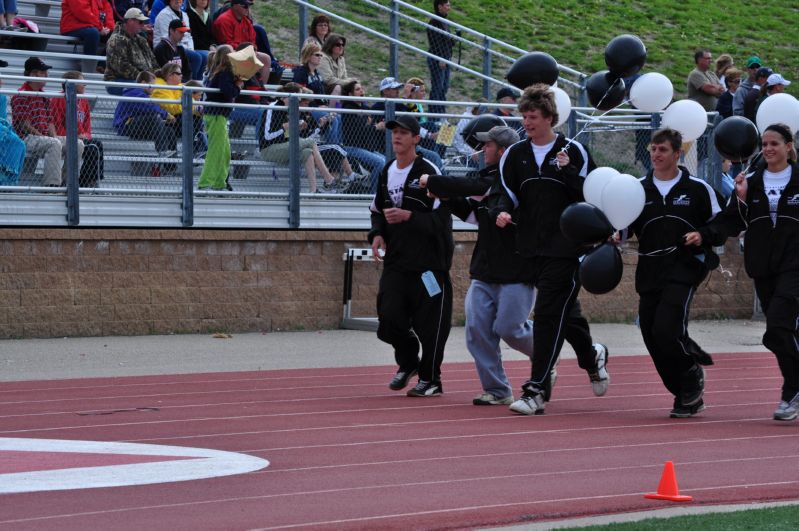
[
  {"xmin": 406, "ymin": 380, "xmax": 443, "ymax": 397},
  {"xmin": 389, "ymin": 368, "xmax": 418, "ymax": 391},
  {"xmin": 680, "ymin": 365, "xmax": 705, "ymax": 407},
  {"xmin": 670, "ymin": 399, "xmax": 705, "ymax": 418}
]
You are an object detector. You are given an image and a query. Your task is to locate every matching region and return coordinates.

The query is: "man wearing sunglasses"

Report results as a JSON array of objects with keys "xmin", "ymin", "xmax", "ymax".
[{"xmin": 212, "ymin": 0, "xmax": 271, "ymax": 81}]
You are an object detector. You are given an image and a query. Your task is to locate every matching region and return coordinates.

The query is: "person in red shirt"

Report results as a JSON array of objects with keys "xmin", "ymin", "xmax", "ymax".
[
  {"xmin": 60, "ymin": 0, "xmax": 116, "ymax": 57},
  {"xmin": 50, "ymin": 71, "xmax": 104, "ymax": 187},
  {"xmin": 212, "ymin": 0, "xmax": 270, "ymax": 81},
  {"xmin": 11, "ymin": 57, "xmax": 83, "ymax": 187}
]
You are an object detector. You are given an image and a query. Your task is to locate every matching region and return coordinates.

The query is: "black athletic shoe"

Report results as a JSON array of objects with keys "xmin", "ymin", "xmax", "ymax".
[
  {"xmin": 389, "ymin": 368, "xmax": 418, "ymax": 391},
  {"xmin": 406, "ymin": 380, "xmax": 443, "ymax": 397},
  {"xmin": 680, "ymin": 365, "xmax": 705, "ymax": 407},
  {"xmin": 670, "ymin": 399, "xmax": 705, "ymax": 418}
]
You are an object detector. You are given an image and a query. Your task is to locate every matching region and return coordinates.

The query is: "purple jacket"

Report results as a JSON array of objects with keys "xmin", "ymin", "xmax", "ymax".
[{"xmin": 113, "ymin": 87, "xmax": 169, "ymax": 133}]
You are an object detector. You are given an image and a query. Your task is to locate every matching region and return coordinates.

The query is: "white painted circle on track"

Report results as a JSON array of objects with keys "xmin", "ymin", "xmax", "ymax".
[{"xmin": 0, "ymin": 438, "xmax": 269, "ymax": 494}]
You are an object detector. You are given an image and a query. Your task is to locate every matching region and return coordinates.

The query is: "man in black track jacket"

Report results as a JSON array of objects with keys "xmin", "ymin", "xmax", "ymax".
[
  {"xmin": 368, "ymin": 115, "xmax": 453, "ymax": 398},
  {"xmin": 493, "ymin": 84, "xmax": 607, "ymax": 416},
  {"xmin": 628, "ymin": 127, "xmax": 724, "ymax": 418}
]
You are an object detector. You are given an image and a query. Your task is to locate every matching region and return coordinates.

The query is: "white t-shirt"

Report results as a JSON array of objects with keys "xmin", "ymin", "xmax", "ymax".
[
  {"xmin": 653, "ymin": 170, "xmax": 681, "ymax": 198},
  {"xmin": 531, "ymin": 139, "xmax": 556, "ymax": 168},
  {"xmin": 385, "ymin": 160, "xmax": 414, "ymax": 208},
  {"xmin": 764, "ymin": 166, "xmax": 792, "ymax": 225}
]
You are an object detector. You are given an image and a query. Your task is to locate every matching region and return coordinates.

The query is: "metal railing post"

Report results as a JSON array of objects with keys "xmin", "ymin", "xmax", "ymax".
[
  {"xmin": 181, "ymin": 89, "xmax": 194, "ymax": 227},
  {"xmin": 288, "ymin": 97, "xmax": 301, "ymax": 228},
  {"xmin": 567, "ymin": 107, "xmax": 577, "ymax": 139},
  {"xmin": 389, "ymin": 0, "xmax": 399, "ymax": 78},
  {"xmin": 64, "ymin": 82, "xmax": 79, "ymax": 226},
  {"xmin": 482, "ymin": 36, "xmax": 492, "ymax": 100},
  {"xmin": 298, "ymin": 3, "xmax": 308, "ymax": 55},
  {"xmin": 384, "ymin": 100, "xmax": 395, "ymax": 161},
  {"xmin": 577, "ymin": 74, "xmax": 588, "ymax": 108}
]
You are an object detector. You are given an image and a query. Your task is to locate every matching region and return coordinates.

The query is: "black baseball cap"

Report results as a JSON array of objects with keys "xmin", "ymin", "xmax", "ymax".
[
  {"xmin": 755, "ymin": 67, "xmax": 773, "ymax": 79},
  {"xmin": 24, "ymin": 57, "xmax": 52, "ymax": 75},
  {"xmin": 386, "ymin": 115, "xmax": 421, "ymax": 136},
  {"xmin": 496, "ymin": 87, "xmax": 518, "ymax": 101},
  {"xmin": 0, "ymin": 59, "xmax": 8, "ymax": 68},
  {"xmin": 168, "ymin": 19, "xmax": 191, "ymax": 32}
]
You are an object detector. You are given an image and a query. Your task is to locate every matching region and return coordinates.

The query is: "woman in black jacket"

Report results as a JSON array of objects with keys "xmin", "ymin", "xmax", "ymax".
[
  {"xmin": 691, "ymin": 123, "xmax": 799, "ymax": 421},
  {"xmin": 340, "ymin": 79, "xmax": 387, "ymax": 193}
]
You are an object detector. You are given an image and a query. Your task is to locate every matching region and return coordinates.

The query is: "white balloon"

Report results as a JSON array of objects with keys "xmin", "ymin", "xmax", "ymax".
[
  {"xmin": 756, "ymin": 93, "xmax": 799, "ymax": 134},
  {"xmin": 661, "ymin": 99, "xmax": 708, "ymax": 142},
  {"xmin": 600, "ymin": 173, "xmax": 645, "ymax": 230},
  {"xmin": 629, "ymin": 72, "xmax": 673, "ymax": 112},
  {"xmin": 583, "ymin": 166, "xmax": 619, "ymax": 207},
  {"xmin": 551, "ymin": 86, "xmax": 572, "ymax": 127}
]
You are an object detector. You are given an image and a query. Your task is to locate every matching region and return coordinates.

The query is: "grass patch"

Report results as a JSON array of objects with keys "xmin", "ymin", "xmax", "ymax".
[
  {"xmin": 256, "ymin": 0, "xmax": 797, "ymax": 102},
  {"xmin": 567, "ymin": 503, "xmax": 799, "ymax": 530}
]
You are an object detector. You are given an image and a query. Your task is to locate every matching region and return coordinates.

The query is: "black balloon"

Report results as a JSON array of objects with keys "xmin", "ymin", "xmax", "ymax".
[
  {"xmin": 586, "ymin": 71, "xmax": 626, "ymax": 110},
  {"xmin": 506, "ymin": 51, "xmax": 560, "ymax": 89},
  {"xmin": 604, "ymin": 34, "xmax": 647, "ymax": 79},
  {"xmin": 579, "ymin": 243, "xmax": 623, "ymax": 295},
  {"xmin": 461, "ymin": 114, "xmax": 507, "ymax": 150},
  {"xmin": 714, "ymin": 116, "xmax": 759, "ymax": 163},
  {"xmin": 560, "ymin": 202, "xmax": 614, "ymax": 246}
]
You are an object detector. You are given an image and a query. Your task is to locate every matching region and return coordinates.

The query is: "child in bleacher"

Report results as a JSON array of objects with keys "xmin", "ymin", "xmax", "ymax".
[
  {"xmin": 0, "ymin": 60, "xmax": 26, "ymax": 185},
  {"xmin": 51, "ymin": 71, "xmax": 105, "ymax": 187},
  {"xmin": 197, "ymin": 44, "xmax": 241, "ymax": 191},
  {"xmin": 184, "ymin": 79, "xmax": 208, "ymax": 156},
  {"xmin": 112, "ymin": 70, "xmax": 178, "ymax": 159}
]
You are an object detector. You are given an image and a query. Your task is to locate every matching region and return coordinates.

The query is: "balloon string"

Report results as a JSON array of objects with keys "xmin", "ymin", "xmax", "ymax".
[
  {"xmin": 559, "ymin": 78, "xmax": 627, "ymax": 155},
  {"xmin": 623, "ymin": 246, "xmax": 678, "ymax": 257}
]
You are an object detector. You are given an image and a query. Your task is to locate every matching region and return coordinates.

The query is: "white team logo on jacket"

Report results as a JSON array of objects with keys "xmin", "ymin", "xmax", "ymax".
[
  {"xmin": 672, "ymin": 194, "xmax": 690, "ymax": 206},
  {"xmin": 786, "ymin": 194, "xmax": 799, "ymax": 205}
]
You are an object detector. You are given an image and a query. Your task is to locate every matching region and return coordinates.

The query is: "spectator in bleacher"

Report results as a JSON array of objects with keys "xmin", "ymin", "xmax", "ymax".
[
  {"xmin": 293, "ymin": 41, "xmax": 342, "ymax": 144},
  {"xmin": 104, "ymin": 8, "xmax": 159, "ymax": 95},
  {"xmin": 260, "ymin": 82, "xmax": 339, "ymax": 194},
  {"xmin": 0, "ymin": 0, "xmax": 17, "ymax": 29},
  {"xmin": 212, "ymin": 0, "xmax": 271, "ymax": 83},
  {"xmin": 716, "ymin": 67, "xmax": 741, "ymax": 119},
  {"xmin": 50, "ymin": 71, "xmax": 104, "ymax": 187},
  {"xmin": 228, "ymin": 41, "xmax": 268, "ymax": 138},
  {"xmin": 371, "ymin": 76, "xmax": 443, "ymax": 170},
  {"xmin": 60, "ymin": 0, "xmax": 115, "ymax": 58},
  {"xmin": 154, "ymin": 0, "xmax": 206, "ymax": 80},
  {"xmin": 743, "ymin": 66, "xmax": 772, "ymax": 122},
  {"xmin": 715, "ymin": 53, "xmax": 734, "ymax": 89},
  {"xmin": 404, "ymin": 77, "xmax": 443, "ymax": 159},
  {"xmin": 303, "ymin": 15, "xmax": 330, "ymax": 48},
  {"xmin": 153, "ymin": 19, "xmax": 191, "ymax": 83},
  {"xmin": 318, "ymin": 34, "xmax": 348, "ymax": 92},
  {"xmin": 198, "ymin": 45, "xmax": 242, "ymax": 191},
  {"xmin": 733, "ymin": 56, "xmax": 761, "ymax": 117},
  {"xmin": 186, "ymin": 0, "xmax": 214, "ymax": 54},
  {"xmin": 426, "ymin": 0, "xmax": 455, "ymax": 115},
  {"xmin": 152, "ymin": 63, "xmax": 183, "ymax": 117},
  {"xmin": 340, "ymin": 79, "xmax": 387, "ymax": 193},
  {"xmin": 213, "ymin": 0, "xmax": 281, "ymax": 83},
  {"xmin": 148, "ymin": 0, "xmax": 166, "ymax": 24},
  {"xmin": 11, "ymin": 57, "xmax": 83, "ymax": 187},
  {"xmin": 184, "ymin": 78, "xmax": 207, "ymax": 155},
  {"xmin": 111, "ymin": 0, "xmax": 148, "ymax": 24},
  {"xmin": 494, "ymin": 87, "xmax": 517, "ymax": 118},
  {"xmin": 0, "ymin": 60, "xmax": 26, "ymax": 186},
  {"xmin": 453, "ymin": 101, "xmax": 485, "ymax": 168},
  {"xmin": 112, "ymin": 70, "xmax": 178, "ymax": 158}
]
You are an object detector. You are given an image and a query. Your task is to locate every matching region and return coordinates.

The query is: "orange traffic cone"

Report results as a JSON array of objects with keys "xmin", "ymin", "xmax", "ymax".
[{"xmin": 644, "ymin": 461, "xmax": 693, "ymax": 502}]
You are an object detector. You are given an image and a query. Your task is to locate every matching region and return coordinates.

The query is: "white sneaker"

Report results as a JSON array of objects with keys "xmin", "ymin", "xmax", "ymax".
[
  {"xmin": 509, "ymin": 389, "xmax": 545, "ymax": 415},
  {"xmin": 588, "ymin": 343, "xmax": 610, "ymax": 397},
  {"xmin": 774, "ymin": 392, "xmax": 799, "ymax": 421}
]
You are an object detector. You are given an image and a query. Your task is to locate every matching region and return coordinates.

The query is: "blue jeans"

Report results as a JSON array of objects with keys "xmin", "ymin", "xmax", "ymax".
[
  {"xmin": 63, "ymin": 26, "xmax": 100, "ymax": 56},
  {"xmin": 187, "ymin": 49, "xmax": 207, "ymax": 81},
  {"xmin": 0, "ymin": 0, "xmax": 18, "ymax": 15},
  {"xmin": 427, "ymin": 56, "xmax": 450, "ymax": 115},
  {"xmin": 416, "ymin": 146, "xmax": 443, "ymax": 171},
  {"xmin": 344, "ymin": 146, "xmax": 385, "ymax": 193}
]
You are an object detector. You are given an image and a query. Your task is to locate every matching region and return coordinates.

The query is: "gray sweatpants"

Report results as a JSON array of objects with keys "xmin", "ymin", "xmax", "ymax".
[{"xmin": 464, "ymin": 280, "xmax": 535, "ymax": 399}]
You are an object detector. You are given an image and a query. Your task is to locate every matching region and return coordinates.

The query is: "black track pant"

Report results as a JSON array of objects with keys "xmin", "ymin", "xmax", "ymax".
[
  {"xmin": 755, "ymin": 274, "xmax": 799, "ymax": 402},
  {"xmin": 638, "ymin": 283, "xmax": 700, "ymax": 402},
  {"xmin": 526, "ymin": 257, "xmax": 581, "ymax": 389},
  {"xmin": 376, "ymin": 268, "xmax": 453, "ymax": 383},
  {"xmin": 564, "ymin": 298, "xmax": 599, "ymax": 373}
]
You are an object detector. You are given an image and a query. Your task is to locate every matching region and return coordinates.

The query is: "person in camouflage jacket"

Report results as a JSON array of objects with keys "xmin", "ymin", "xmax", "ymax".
[{"xmin": 104, "ymin": 8, "xmax": 159, "ymax": 93}]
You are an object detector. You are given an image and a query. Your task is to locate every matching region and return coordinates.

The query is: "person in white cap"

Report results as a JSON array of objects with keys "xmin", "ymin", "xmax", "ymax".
[{"xmin": 766, "ymin": 73, "xmax": 791, "ymax": 95}]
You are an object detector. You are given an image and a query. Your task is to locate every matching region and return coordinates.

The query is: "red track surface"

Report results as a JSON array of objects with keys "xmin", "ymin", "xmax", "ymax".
[{"xmin": 1, "ymin": 352, "xmax": 799, "ymax": 530}]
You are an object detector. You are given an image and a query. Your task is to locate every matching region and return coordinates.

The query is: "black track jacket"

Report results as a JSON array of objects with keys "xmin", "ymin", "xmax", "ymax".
[
  {"xmin": 700, "ymin": 161, "xmax": 799, "ymax": 278},
  {"xmin": 368, "ymin": 155, "xmax": 453, "ymax": 273},
  {"xmin": 628, "ymin": 167, "xmax": 724, "ymax": 294}
]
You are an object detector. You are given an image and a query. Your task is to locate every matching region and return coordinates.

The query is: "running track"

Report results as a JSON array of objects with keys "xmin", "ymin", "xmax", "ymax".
[{"xmin": 1, "ymin": 352, "xmax": 798, "ymax": 530}]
